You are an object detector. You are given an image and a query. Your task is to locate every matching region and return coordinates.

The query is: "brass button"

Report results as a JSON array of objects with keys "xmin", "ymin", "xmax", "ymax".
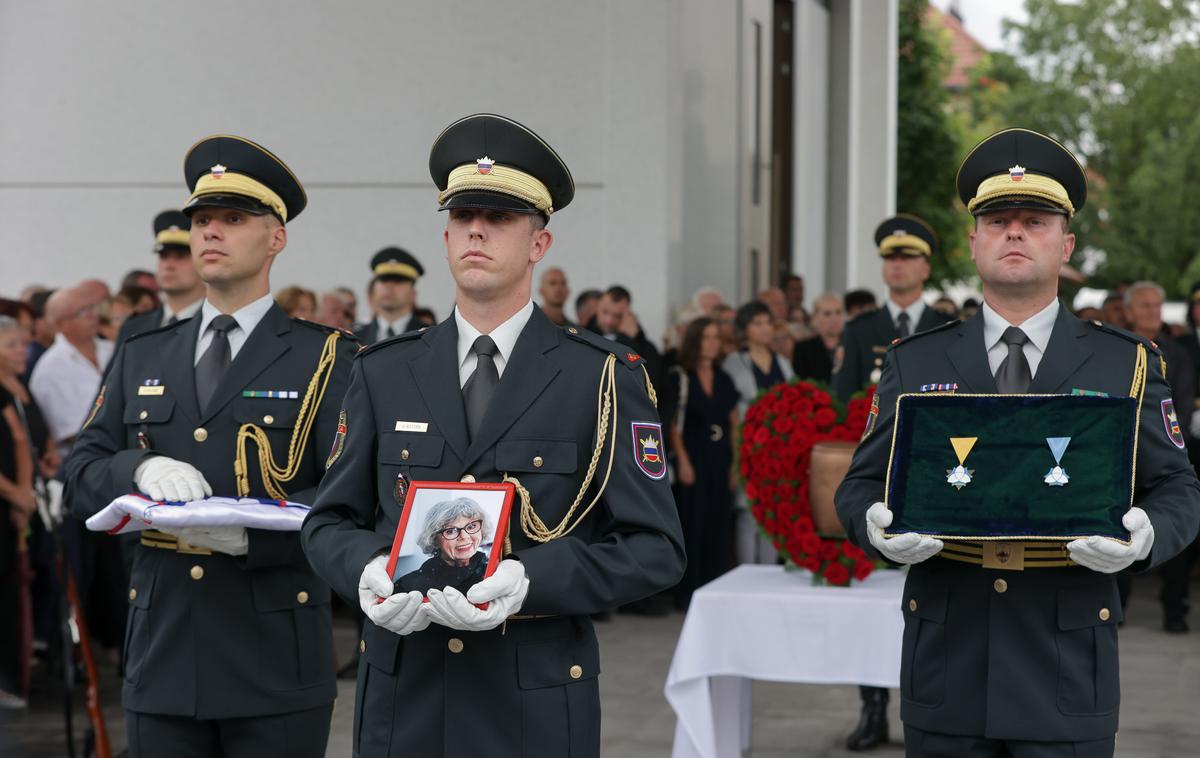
[
  {"xmin": 128, "ymin": 588, "xmax": 137, "ymax": 601},
  {"xmin": 460, "ymin": 474, "xmax": 476, "ymax": 483},
  {"xmin": 263, "ymin": 414, "xmax": 274, "ymax": 425},
  {"xmin": 533, "ymin": 455, "xmax": 544, "ymax": 468},
  {"xmin": 359, "ymin": 640, "xmax": 366, "ymax": 654},
  {"xmin": 190, "ymin": 565, "xmax": 204, "ymax": 580},
  {"xmin": 448, "ymin": 638, "xmax": 464, "ymax": 654},
  {"xmin": 401, "ymin": 449, "xmax": 410, "ymax": 461},
  {"xmin": 569, "ymin": 665, "xmax": 583, "ymax": 679},
  {"xmin": 994, "ymin": 579, "xmax": 1008, "ymax": 594},
  {"xmin": 567, "ymin": 327, "xmax": 579, "ymax": 334},
  {"xmin": 297, "ymin": 591, "xmax": 309, "ymax": 604},
  {"xmin": 193, "ymin": 427, "xmax": 208, "ymax": 442},
  {"xmin": 1099, "ymin": 607, "xmax": 1111, "ymax": 621},
  {"xmin": 138, "ymin": 410, "xmax": 149, "ymax": 421},
  {"xmin": 908, "ymin": 599, "xmax": 917, "ymax": 612}
]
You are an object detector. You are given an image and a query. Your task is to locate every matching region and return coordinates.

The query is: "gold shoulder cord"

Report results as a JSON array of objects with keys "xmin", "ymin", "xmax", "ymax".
[
  {"xmin": 1128, "ymin": 343, "xmax": 1147, "ymax": 505},
  {"xmin": 506, "ymin": 353, "xmax": 620, "ymax": 543},
  {"xmin": 235, "ymin": 332, "xmax": 341, "ymax": 499}
]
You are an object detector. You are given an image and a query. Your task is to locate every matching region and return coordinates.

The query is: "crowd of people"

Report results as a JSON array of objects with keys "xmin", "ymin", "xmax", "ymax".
[{"xmin": 0, "ymin": 216, "xmax": 1197, "ymax": 755}]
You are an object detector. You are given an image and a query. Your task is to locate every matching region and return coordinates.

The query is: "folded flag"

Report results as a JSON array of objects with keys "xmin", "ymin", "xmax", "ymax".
[{"xmin": 86, "ymin": 494, "xmax": 309, "ymax": 535}]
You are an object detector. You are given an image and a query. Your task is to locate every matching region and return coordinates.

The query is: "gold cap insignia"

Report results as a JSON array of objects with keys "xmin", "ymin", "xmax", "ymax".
[
  {"xmin": 211, "ymin": 163, "xmax": 227, "ymax": 179},
  {"xmin": 1008, "ymin": 164, "xmax": 1025, "ymax": 182},
  {"xmin": 476, "ymin": 156, "xmax": 494, "ymax": 175}
]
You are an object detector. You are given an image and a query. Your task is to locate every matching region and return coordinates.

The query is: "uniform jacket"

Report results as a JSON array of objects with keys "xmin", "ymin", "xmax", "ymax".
[
  {"xmin": 354, "ymin": 315, "xmax": 417, "ymax": 347},
  {"xmin": 836, "ymin": 305, "xmax": 1200, "ymax": 742},
  {"xmin": 302, "ymin": 306, "xmax": 685, "ymax": 758},
  {"xmin": 63, "ymin": 304, "xmax": 358, "ymax": 719},
  {"xmin": 832, "ymin": 305, "xmax": 953, "ymax": 402}
]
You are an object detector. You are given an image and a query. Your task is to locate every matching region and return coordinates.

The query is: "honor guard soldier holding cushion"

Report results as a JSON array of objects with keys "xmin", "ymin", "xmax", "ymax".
[
  {"xmin": 64, "ymin": 136, "xmax": 358, "ymax": 757},
  {"xmin": 302, "ymin": 114, "xmax": 685, "ymax": 758},
  {"xmin": 356, "ymin": 247, "xmax": 425, "ymax": 344},
  {"xmin": 832, "ymin": 214, "xmax": 953, "ymax": 404},
  {"xmin": 836, "ymin": 129, "xmax": 1200, "ymax": 757}
]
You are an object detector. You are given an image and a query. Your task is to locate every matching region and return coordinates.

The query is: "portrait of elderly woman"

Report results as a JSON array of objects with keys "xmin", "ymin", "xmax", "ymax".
[{"xmin": 395, "ymin": 496, "xmax": 494, "ymax": 596}]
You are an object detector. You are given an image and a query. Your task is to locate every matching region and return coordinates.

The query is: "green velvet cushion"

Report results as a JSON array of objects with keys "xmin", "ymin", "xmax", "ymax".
[{"xmin": 884, "ymin": 393, "xmax": 1135, "ymax": 540}]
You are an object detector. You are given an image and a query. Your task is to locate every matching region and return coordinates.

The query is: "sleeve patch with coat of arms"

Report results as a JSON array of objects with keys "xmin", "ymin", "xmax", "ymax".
[
  {"xmin": 326, "ymin": 409, "xmax": 348, "ymax": 468},
  {"xmin": 1162, "ymin": 399, "xmax": 1186, "ymax": 449},
  {"xmin": 631, "ymin": 421, "xmax": 667, "ymax": 480}
]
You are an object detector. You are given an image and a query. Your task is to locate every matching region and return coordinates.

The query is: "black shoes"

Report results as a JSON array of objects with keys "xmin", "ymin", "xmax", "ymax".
[
  {"xmin": 1164, "ymin": 617, "xmax": 1190, "ymax": 634},
  {"xmin": 845, "ymin": 686, "xmax": 890, "ymax": 751}
]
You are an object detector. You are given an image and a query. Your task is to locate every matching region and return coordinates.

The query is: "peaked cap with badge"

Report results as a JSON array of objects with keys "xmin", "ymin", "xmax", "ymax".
[
  {"xmin": 875, "ymin": 213, "xmax": 938, "ymax": 258},
  {"xmin": 304, "ymin": 114, "xmax": 683, "ymax": 758},
  {"xmin": 837, "ymin": 127, "xmax": 1200, "ymax": 750},
  {"xmin": 957, "ymin": 127, "xmax": 1087, "ymax": 218},
  {"xmin": 152, "ymin": 209, "xmax": 191, "ymax": 254},
  {"xmin": 370, "ymin": 247, "xmax": 424, "ymax": 284},
  {"xmin": 429, "ymin": 113, "xmax": 574, "ymax": 220},
  {"xmin": 183, "ymin": 135, "xmax": 307, "ymax": 223}
]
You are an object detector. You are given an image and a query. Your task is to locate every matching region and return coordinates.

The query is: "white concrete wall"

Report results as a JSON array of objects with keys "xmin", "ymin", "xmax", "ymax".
[{"xmin": 0, "ymin": 1, "xmax": 679, "ymax": 338}]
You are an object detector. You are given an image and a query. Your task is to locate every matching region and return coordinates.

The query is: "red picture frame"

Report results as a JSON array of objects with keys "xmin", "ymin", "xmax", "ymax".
[{"xmin": 384, "ymin": 480, "xmax": 515, "ymax": 605}]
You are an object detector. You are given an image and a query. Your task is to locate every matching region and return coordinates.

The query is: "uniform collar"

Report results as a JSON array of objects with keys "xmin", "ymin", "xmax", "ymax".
[
  {"xmin": 454, "ymin": 300, "xmax": 535, "ymax": 371},
  {"xmin": 885, "ymin": 297, "xmax": 926, "ymax": 328},
  {"xmin": 197, "ymin": 292, "xmax": 275, "ymax": 337},
  {"xmin": 164, "ymin": 298, "xmax": 203, "ymax": 325},
  {"xmin": 981, "ymin": 297, "xmax": 1059, "ymax": 354}
]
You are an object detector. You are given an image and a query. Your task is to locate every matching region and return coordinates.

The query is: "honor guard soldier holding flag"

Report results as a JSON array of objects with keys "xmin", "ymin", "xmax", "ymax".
[
  {"xmin": 836, "ymin": 129, "xmax": 1200, "ymax": 757},
  {"xmin": 65, "ymin": 136, "xmax": 358, "ymax": 757},
  {"xmin": 832, "ymin": 214, "xmax": 953, "ymax": 404},
  {"xmin": 302, "ymin": 114, "xmax": 685, "ymax": 758},
  {"xmin": 355, "ymin": 247, "xmax": 425, "ymax": 344}
]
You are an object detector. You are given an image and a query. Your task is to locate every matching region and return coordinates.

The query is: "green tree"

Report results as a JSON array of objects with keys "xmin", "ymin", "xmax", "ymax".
[{"xmin": 896, "ymin": 0, "xmax": 973, "ymax": 286}]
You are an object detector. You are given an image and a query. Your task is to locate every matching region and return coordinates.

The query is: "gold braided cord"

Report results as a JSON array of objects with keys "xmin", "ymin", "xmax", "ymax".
[
  {"xmin": 235, "ymin": 332, "xmax": 341, "ymax": 499},
  {"xmin": 878, "ymin": 233, "xmax": 931, "ymax": 257},
  {"xmin": 438, "ymin": 163, "xmax": 554, "ymax": 214},
  {"xmin": 373, "ymin": 262, "xmax": 420, "ymax": 279},
  {"xmin": 642, "ymin": 365, "xmax": 658, "ymax": 408},
  {"xmin": 510, "ymin": 354, "xmax": 619, "ymax": 542},
  {"xmin": 156, "ymin": 229, "xmax": 190, "ymax": 247},
  {"xmin": 1128, "ymin": 344, "xmax": 1147, "ymax": 507},
  {"xmin": 968, "ymin": 172, "xmax": 1074, "ymax": 217},
  {"xmin": 191, "ymin": 171, "xmax": 289, "ymax": 221}
]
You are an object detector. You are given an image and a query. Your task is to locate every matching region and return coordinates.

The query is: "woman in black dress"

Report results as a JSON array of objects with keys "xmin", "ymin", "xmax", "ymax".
[{"xmin": 667, "ymin": 317, "xmax": 740, "ymax": 609}]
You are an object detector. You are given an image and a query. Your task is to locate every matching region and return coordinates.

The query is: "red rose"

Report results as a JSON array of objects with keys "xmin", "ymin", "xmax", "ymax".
[
  {"xmin": 751, "ymin": 426, "xmax": 771, "ymax": 445},
  {"xmin": 812, "ymin": 390, "xmax": 832, "ymax": 406},
  {"xmin": 794, "ymin": 515, "xmax": 815, "ymax": 533},
  {"xmin": 853, "ymin": 560, "xmax": 874, "ymax": 581},
  {"xmin": 819, "ymin": 540, "xmax": 842, "ymax": 561},
  {"xmin": 801, "ymin": 555, "xmax": 821, "ymax": 573},
  {"xmin": 773, "ymin": 415, "xmax": 796, "ymax": 435},
  {"xmin": 824, "ymin": 562, "xmax": 851, "ymax": 586},
  {"xmin": 842, "ymin": 541, "xmax": 866, "ymax": 560},
  {"xmin": 799, "ymin": 532, "xmax": 822, "ymax": 555},
  {"xmin": 814, "ymin": 407, "xmax": 837, "ymax": 428}
]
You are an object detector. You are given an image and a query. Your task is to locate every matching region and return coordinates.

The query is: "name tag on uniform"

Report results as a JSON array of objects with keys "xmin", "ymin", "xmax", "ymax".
[
  {"xmin": 137, "ymin": 386, "xmax": 165, "ymax": 396},
  {"xmin": 395, "ymin": 421, "xmax": 429, "ymax": 433}
]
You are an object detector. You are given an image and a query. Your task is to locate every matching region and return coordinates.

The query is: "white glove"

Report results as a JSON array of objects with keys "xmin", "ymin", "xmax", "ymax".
[
  {"xmin": 133, "ymin": 456, "xmax": 212, "ymax": 502},
  {"xmin": 866, "ymin": 502, "xmax": 944, "ymax": 565},
  {"xmin": 162, "ymin": 526, "xmax": 248, "ymax": 556},
  {"xmin": 425, "ymin": 559, "xmax": 529, "ymax": 632},
  {"xmin": 358, "ymin": 555, "xmax": 430, "ymax": 636},
  {"xmin": 1068, "ymin": 507, "xmax": 1155, "ymax": 573}
]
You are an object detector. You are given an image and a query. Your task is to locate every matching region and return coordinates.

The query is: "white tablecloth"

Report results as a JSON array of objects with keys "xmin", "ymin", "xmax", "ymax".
[{"xmin": 664, "ymin": 564, "xmax": 906, "ymax": 758}]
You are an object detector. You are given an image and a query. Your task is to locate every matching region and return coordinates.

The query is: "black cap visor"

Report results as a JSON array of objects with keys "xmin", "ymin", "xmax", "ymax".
[
  {"xmin": 153, "ymin": 243, "xmax": 191, "ymax": 255},
  {"xmin": 439, "ymin": 191, "xmax": 541, "ymax": 216},
  {"xmin": 183, "ymin": 193, "xmax": 279, "ymax": 221},
  {"xmin": 971, "ymin": 196, "xmax": 1069, "ymax": 217}
]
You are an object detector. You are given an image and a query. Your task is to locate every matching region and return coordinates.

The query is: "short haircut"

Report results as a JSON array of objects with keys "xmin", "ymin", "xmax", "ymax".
[
  {"xmin": 120, "ymin": 269, "xmax": 155, "ymax": 290},
  {"xmin": 28, "ymin": 290, "xmax": 54, "ymax": 318},
  {"xmin": 843, "ymin": 289, "xmax": 877, "ymax": 313},
  {"xmin": 1123, "ymin": 281, "xmax": 1165, "ymax": 307},
  {"xmin": 734, "ymin": 300, "xmax": 772, "ymax": 334},
  {"xmin": 574, "ymin": 289, "xmax": 601, "ymax": 313},
  {"xmin": 0, "ymin": 299, "xmax": 35, "ymax": 323},
  {"xmin": 605, "ymin": 285, "xmax": 632, "ymax": 304},
  {"xmin": 781, "ymin": 273, "xmax": 803, "ymax": 287},
  {"xmin": 1102, "ymin": 293, "xmax": 1124, "ymax": 306},
  {"xmin": 415, "ymin": 497, "xmax": 493, "ymax": 557}
]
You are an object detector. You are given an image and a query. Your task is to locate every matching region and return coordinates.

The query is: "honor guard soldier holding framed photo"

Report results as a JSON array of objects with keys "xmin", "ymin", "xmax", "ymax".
[
  {"xmin": 832, "ymin": 213, "xmax": 954, "ymax": 404},
  {"xmin": 836, "ymin": 128, "xmax": 1200, "ymax": 758},
  {"xmin": 64, "ymin": 136, "xmax": 359, "ymax": 757},
  {"xmin": 302, "ymin": 113, "xmax": 685, "ymax": 758}
]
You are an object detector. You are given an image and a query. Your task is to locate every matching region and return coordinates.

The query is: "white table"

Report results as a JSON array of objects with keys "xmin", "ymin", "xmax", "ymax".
[{"xmin": 664, "ymin": 565, "xmax": 906, "ymax": 758}]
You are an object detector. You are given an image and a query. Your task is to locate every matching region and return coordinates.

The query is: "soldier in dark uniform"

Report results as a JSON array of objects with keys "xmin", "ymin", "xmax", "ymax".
[
  {"xmin": 836, "ymin": 128, "xmax": 1200, "ymax": 757},
  {"xmin": 64, "ymin": 136, "xmax": 358, "ymax": 757},
  {"xmin": 354, "ymin": 247, "xmax": 425, "ymax": 344},
  {"xmin": 301, "ymin": 113, "xmax": 685, "ymax": 758},
  {"xmin": 832, "ymin": 214, "xmax": 954, "ymax": 404},
  {"xmin": 116, "ymin": 210, "xmax": 207, "ymax": 344}
]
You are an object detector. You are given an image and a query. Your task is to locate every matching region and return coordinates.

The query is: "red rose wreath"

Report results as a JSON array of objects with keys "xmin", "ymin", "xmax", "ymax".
[{"xmin": 738, "ymin": 381, "xmax": 880, "ymax": 586}]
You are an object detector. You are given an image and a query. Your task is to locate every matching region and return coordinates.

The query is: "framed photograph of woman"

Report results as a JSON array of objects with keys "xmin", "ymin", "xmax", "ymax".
[{"xmin": 384, "ymin": 480, "xmax": 516, "ymax": 601}]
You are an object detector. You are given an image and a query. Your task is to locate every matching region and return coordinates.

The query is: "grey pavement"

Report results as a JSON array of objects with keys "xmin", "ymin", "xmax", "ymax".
[{"xmin": 2, "ymin": 573, "xmax": 1197, "ymax": 757}]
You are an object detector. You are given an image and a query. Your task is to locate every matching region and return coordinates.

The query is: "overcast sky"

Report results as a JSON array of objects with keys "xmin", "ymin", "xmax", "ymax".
[{"xmin": 928, "ymin": 0, "xmax": 1029, "ymax": 51}]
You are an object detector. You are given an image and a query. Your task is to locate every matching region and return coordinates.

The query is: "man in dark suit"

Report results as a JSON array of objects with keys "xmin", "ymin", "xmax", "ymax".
[
  {"xmin": 64, "ymin": 136, "xmax": 358, "ymax": 757},
  {"xmin": 114, "ymin": 210, "xmax": 207, "ymax": 346},
  {"xmin": 791, "ymin": 292, "xmax": 845, "ymax": 383},
  {"xmin": 302, "ymin": 114, "xmax": 685, "ymax": 758},
  {"xmin": 354, "ymin": 247, "xmax": 425, "ymax": 344},
  {"xmin": 832, "ymin": 214, "xmax": 954, "ymax": 404},
  {"xmin": 836, "ymin": 128, "xmax": 1200, "ymax": 757}
]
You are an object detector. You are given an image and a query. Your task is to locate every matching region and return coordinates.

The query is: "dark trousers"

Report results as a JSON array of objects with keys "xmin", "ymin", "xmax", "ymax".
[
  {"xmin": 127, "ymin": 704, "xmax": 333, "ymax": 758},
  {"xmin": 1160, "ymin": 539, "xmax": 1197, "ymax": 622},
  {"xmin": 904, "ymin": 725, "xmax": 1114, "ymax": 757}
]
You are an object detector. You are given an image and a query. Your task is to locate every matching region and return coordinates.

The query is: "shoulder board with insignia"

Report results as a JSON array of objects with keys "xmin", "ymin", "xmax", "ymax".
[
  {"xmin": 886, "ymin": 317, "xmax": 959, "ymax": 351},
  {"xmin": 561, "ymin": 326, "xmax": 645, "ymax": 369},
  {"xmin": 1085, "ymin": 320, "xmax": 1163, "ymax": 356},
  {"xmin": 356, "ymin": 326, "xmax": 430, "ymax": 358},
  {"xmin": 292, "ymin": 318, "xmax": 358, "ymax": 341},
  {"xmin": 123, "ymin": 317, "xmax": 188, "ymax": 344}
]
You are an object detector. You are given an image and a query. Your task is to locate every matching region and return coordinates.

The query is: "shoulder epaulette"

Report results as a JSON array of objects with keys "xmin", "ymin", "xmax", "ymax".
[
  {"xmin": 1085, "ymin": 320, "xmax": 1163, "ymax": 356},
  {"xmin": 292, "ymin": 318, "xmax": 358, "ymax": 342},
  {"xmin": 886, "ymin": 317, "xmax": 960, "ymax": 351},
  {"xmin": 561, "ymin": 325, "xmax": 645, "ymax": 369},
  {"xmin": 123, "ymin": 318, "xmax": 188, "ymax": 344},
  {"xmin": 356, "ymin": 326, "xmax": 429, "ymax": 358}
]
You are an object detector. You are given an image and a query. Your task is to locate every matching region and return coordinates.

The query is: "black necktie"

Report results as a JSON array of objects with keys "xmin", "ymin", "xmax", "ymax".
[
  {"xmin": 995, "ymin": 326, "xmax": 1031, "ymax": 393},
  {"xmin": 896, "ymin": 311, "xmax": 911, "ymax": 339},
  {"xmin": 384, "ymin": 324, "xmax": 396, "ymax": 340},
  {"xmin": 195, "ymin": 315, "xmax": 237, "ymax": 411},
  {"xmin": 462, "ymin": 336, "xmax": 499, "ymax": 441},
  {"xmin": 166, "ymin": 315, "xmax": 179, "ymax": 326}
]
